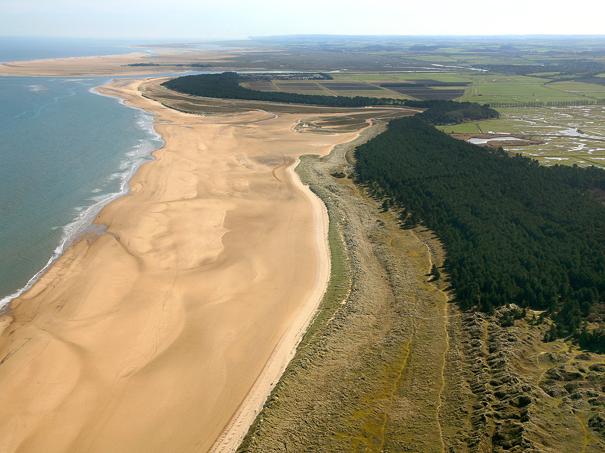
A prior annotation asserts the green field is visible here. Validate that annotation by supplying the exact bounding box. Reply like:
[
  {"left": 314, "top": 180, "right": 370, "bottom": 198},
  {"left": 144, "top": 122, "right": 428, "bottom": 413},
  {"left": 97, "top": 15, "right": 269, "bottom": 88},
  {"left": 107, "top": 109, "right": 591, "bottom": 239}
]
[
  {"left": 250, "top": 72, "right": 605, "bottom": 105},
  {"left": 334, "top": 72, "right": 605, "bottom": 104},
  {"left": 459, "top": 75, "right": 591, "bottom": 104},
  {"left": 548, "top": 80, "right": 605, "bottom": 100},
  {"left": 330, "top": 72, "right": 473, "bottom": 84},
  {"left": 242, "top": 79, "right": 411, "bottom": 99}
]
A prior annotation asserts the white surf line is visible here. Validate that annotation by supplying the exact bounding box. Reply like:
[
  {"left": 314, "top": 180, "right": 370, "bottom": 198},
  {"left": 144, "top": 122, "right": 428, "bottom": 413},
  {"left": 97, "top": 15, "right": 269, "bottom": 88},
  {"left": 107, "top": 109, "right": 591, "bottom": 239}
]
[{"left": 0, "top": 79, "right": 163, "bottom": 310}]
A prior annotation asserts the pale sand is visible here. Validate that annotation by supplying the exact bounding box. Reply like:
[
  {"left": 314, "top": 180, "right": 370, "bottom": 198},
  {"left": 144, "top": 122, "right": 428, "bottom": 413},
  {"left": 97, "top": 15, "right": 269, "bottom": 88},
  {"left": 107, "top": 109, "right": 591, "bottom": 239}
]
[
  {"left": 0, "top": 49, "right": 231, "bottom": 76},
  {"left": 0, "top": 78, "right": 361, "bottom": 452}
]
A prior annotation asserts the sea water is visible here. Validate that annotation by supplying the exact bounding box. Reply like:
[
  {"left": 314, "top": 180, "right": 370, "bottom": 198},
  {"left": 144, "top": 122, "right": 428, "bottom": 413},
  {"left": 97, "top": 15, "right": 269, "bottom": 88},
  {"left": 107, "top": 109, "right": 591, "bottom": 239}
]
[
  {"left": 0, "top": 76, "right": 163, "bottom": 305},
  {"left": 0, "top": 37, "right": 136, "bottom": 62}
]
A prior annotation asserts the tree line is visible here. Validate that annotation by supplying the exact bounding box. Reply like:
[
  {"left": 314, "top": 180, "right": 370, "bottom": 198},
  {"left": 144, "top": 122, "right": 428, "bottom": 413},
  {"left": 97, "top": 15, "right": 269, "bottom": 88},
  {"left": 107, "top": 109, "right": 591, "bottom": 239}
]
[
  {"left": 163, "top": 72, "right": 406, "bottom": 107},
  {"left": 162, "top": 72, "right": 498, "bottom": 123},
  {"left": 354, "top": 117, "right": 605, "bottom": 352},
  {"left": 163, "top": 71, "right": 603, "bottom": 351}
]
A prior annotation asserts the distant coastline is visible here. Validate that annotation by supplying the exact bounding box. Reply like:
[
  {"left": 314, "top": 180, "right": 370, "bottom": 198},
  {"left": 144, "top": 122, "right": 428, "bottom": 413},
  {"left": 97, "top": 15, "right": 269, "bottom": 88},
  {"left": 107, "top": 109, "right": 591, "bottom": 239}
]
[
  {"left": 0, "top": 37, "right": 138, "bottom": 63},
  {"left": 0, "top": 76, "right": 349, "bottom": 452}
]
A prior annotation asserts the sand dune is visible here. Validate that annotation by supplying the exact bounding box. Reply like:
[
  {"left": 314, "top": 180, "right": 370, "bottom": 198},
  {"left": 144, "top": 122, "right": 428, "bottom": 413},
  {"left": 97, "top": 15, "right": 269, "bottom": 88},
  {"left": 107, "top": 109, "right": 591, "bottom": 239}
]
[{"left": 0, "top": 78, "right": 361, "bottom": 452}]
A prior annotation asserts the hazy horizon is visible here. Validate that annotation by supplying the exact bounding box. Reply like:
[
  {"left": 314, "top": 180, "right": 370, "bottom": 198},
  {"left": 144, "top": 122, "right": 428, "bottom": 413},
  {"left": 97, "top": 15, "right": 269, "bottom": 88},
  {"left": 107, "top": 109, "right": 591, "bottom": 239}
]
[
  {"left": 2, "top": 34, "right": 605, "bottom": 43},
  {"left": 1, "top": 0, "right": 604, "bottom": 40}
]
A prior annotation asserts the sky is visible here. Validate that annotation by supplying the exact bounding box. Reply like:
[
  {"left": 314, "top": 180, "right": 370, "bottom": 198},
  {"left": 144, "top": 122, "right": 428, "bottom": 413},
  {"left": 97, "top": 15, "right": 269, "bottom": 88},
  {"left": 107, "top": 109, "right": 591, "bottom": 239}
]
[{"left": 1, "top": 0, "right": 604, "bottom": 40}]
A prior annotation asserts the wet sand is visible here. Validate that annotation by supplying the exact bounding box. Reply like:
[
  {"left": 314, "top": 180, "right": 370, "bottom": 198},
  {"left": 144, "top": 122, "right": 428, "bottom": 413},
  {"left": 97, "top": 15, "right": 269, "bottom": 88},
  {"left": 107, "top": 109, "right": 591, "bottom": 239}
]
[{"left": 0, "top": 78, "right": 361, "bottom": 452}]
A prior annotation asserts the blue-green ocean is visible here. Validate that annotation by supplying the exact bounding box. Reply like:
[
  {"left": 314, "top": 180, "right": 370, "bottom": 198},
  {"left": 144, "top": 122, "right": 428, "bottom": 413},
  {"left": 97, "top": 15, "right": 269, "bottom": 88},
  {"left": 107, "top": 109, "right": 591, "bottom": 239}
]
[
  {"left": 0, "top": 75, "right": 163, "bottom": 306},
  {"left": 0, "top": 37, "right": 136, "bottom": 62}
]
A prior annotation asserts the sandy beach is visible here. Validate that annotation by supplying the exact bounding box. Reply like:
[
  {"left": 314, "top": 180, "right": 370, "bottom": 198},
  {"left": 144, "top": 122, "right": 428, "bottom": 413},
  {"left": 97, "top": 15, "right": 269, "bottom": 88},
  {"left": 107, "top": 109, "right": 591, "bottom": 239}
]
[
  {"left": 0, "top": 78, "right": 361, "bottom": 452},
  {"left": 0, "top": 52, "right": 153, "bottom": 76},
  {"left": 0, "top": 48, "right": 232, "bottom": 76}
]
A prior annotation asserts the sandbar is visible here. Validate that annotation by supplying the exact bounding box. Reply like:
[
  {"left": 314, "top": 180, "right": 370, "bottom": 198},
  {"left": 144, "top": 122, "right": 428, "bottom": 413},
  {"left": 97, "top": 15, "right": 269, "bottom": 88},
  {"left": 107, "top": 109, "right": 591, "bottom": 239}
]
[{"left": 0, "top": 49, "right": 232, "bottom": 77}]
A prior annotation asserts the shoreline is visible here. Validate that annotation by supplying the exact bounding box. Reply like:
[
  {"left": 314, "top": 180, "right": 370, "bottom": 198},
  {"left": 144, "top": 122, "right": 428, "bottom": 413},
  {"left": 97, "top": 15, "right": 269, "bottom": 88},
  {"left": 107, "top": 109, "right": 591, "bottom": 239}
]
[
  {"left": 101, "top": 83, "right": 334, "bottom": 451},
  {"left": 0, "top": 52, "right": 158, "bottom": 77},
  {"left": 0, "top": 80, "right": 164, "bottom": 310},
  {"left": 0, "top": 77, "right": 360, "bottom": 452},
  {"left": 0, "top": 49, "right": 233, "bottom": 77}
]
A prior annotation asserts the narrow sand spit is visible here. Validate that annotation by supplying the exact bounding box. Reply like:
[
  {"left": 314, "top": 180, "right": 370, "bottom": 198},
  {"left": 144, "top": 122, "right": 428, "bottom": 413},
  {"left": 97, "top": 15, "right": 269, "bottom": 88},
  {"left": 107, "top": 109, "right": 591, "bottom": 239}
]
[
  {"left": 0, "top": 53, "right": 153, "bottom": 76},
  {"left": 0, "top": 49, "right": 231, "bottom": 77},
  {"left": 0, "top": 78, "right": 360, "bottom": 452}
]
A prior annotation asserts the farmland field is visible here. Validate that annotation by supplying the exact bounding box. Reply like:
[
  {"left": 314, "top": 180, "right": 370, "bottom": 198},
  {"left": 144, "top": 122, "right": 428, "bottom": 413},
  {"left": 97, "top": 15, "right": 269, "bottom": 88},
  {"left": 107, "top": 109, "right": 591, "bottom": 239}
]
[
  {"left": 547, "top": 80, "right": 605, "bottom": 100},
  {"left": 253, "top": 72, "right": 605, "bottom": 104},
  {"left": 459, "top": 75, "right": 592, "bottom": 104},
  {"left": 381, "top": 82, "right": 465, "bottom": 100},
  {"left": 273, "top": 79, "right": 409, "bottom": 98},
  {"left": 331, "top": 71, "right": 475, "bottom": 84},
  {"left": 320, "top": 82, "right": 383, "bottom": 90},
  {"left": 332, "top": 73, "right": 605, "bottom": 104}
]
